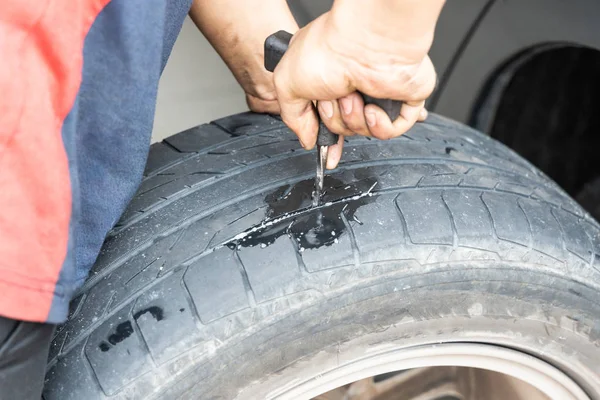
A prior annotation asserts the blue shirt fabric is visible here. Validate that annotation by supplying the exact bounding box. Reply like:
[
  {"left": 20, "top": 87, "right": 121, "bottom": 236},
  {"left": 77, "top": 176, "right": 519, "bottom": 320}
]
[{"left": 50, "top": 0, "right": 193, "bottom": 323}]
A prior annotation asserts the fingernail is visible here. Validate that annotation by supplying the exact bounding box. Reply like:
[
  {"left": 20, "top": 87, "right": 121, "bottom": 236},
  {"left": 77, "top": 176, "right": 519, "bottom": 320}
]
[
  {"left": 319, "top": 101, "right": 334, "bottom": 119},
  {"left": 420, "top": 108, "right": 428, "bottom": 119},
  {"left": 340, "top": 97, "right": 353, "bottom": 115},
  {"left": 366, "top": 112, "right": 377, "bottom": 127},
  {"left": 298, "top": 138, "right": 306, "bottom": 149}
]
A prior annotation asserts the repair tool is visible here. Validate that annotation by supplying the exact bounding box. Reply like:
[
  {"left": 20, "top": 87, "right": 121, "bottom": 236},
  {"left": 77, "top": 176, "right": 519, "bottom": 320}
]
[{"left": 264, "top": 30, "right": 402, "bottom": 206}]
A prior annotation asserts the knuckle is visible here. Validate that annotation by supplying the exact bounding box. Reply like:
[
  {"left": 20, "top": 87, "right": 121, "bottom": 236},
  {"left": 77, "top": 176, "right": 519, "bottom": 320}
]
[
  {"left": 343, "top": 117, "right": 367, "bottom": 135},
  {"left": 331, "top": 122, "right": 351, "bottom": 136}
]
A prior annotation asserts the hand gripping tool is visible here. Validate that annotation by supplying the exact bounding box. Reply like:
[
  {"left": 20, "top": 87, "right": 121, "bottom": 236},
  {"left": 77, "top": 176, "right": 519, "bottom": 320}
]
[{"left": 264, "top": 30, "right": 402, "bottom": 206}]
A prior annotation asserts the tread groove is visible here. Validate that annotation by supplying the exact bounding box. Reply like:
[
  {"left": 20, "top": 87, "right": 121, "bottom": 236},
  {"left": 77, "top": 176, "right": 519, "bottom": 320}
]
[
  {"left": 227, "top": 207, "right": 263, "bottom": 226},
  {"left": 125, "top": 258, "right": 158, "bottom": 285},
  {"left": 69, "top": 293, "right": 87, "bottom": 320},
  {"left": 235, "top": 141, "right": 281, "bottom": 152},
  {"left": 441, "top": 191, "right": 459, "bottom": 249},
  {"left": 168, "top": 226, "right": 188, "bottom": 252},
  {"left": 82, "top": 337, "right": 106, "bottom": 395},
  {"left": 234, "top": 250, "right": 257, "bottom": 308},
  {"left": 550, "top": 207, "right": 569, "bottom": 253},
  {"left": 393, "top": 193, "right": 412, "bottom": 245},
  {"left": 340, "top": 208, "right": 361, "bottom": 267},
  {"left": 137, "top": 179, "right": 176, "bottom": 196},
  {"left": 516, "top": 199, "right": 534, "bottom": 250},
  {"left": 584, "top": 228, "right": 596, "bottom": 270},
  {"left": 160, "top": 139, "right": 184, "bottom": 153},
  {"left": 56, "top": 331, "right": 68, "bottom": 360},
  {"left": 479, "top": 193, "right": 499, "bottom": 240},
  {"left": 181, "top": 269, "right": 205, "bottom": 329},
  {"left": 130, "top": 302, "right": 157, "bottom": 367},
  {"left": 288, "top": 229, "right": 310, "bottom": 275},
  {"left": 103, "top": 292, "right": 117, "bottom": 316}
]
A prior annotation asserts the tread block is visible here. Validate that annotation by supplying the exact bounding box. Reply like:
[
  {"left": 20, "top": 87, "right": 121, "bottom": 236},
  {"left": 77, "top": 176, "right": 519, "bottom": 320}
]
[
  {"left": 217, "top": 133, "right": 299, "bottom": 155},
  {"left": 143, "top": 142, "right": 184, "bottom": 176},
  {"left": 396, "top": 190, "right": 453, "bottom": 245},
  {"left": 163, "top": 123, "right": 232, "bottom": 153},
  {"left": 127, "top": 173, "right": 218, "bottom": 215},
  {"left": 125, "top": 142, "right": 302, "bottom": 222},
  {"left": 62, "top": 278, "right": 117, "bottom": 349},
  {"left": 133, "top": 269, "right": 203, "bottom": 365},
  {"left": 212, "top": 112, "right": 287, "bottom": 136},
  {"left": 531, "top": 184, "right": 568, "bottom": 205},
  {"left": 298, "top": 211, "right": 356, "bottom": 272},
  {"left": 83, "top": 233, "right": 180, "bottom": 311},
  {"left": 496, "top": 180, "right": 535, "bottom": 196},
  {"left": 207, "top": 195, "right": 269, "bottom": 247},
  {"left": 553, "top": 209, "right": 592, "bottom": 262},
  {"left": 44, "top": 343, "right": 100, "bottom": 400},
  {"left": 419, "top": 173, "right": 466, "bottom": 187},
  {"left": 89, "top": 230, "right": 177, "bottom": 282},
  {"left": 183, "top": 248, "right": 249, "bottom": 323},
  {"left": 85, "top": 304, "right": 151, "bottom": 395},
  {"left": 352, "top": 196, "right": 405, "bottom": 263},
  {"left": 481, "top": 192, "right": 530, "bottom": 246},
  {"left": 238, "top": 235, "right": 302, "bottom": 303},
  {"left": 373, "top": 164, "right": 449, "bottom": 189},
  {"left": 47, "top": 325, "right": 68, "bottom": 363},
  {"left": 160, "top": 197, "right": 268, "bottom": 272},
  {"left": 443, "top": 191, "right": 494, "bottom": 242},
  {"left": 517, "top": 198, "right": 564, "bottom": 257},
  {"left": 459, "top": 173, "right": 503, "bottom": 189}
]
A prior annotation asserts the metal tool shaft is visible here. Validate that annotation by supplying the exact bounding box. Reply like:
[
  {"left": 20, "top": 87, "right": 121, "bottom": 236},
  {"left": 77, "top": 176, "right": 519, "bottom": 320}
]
[{"left": 313, "top": 145, "right": 328, "bottom": 206}]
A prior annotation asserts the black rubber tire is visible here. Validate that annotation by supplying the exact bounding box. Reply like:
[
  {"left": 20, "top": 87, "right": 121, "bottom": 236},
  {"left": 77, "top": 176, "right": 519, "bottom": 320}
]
[{"left": 44, "top": 112, "right": 600, "bottom": 399}]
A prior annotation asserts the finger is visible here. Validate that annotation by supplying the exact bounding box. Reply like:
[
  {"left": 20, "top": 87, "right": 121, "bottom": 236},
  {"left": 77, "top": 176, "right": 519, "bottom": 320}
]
[
  {"left": 339, "top": 92, "right": 372, "bottom": 137},
  {"left": 278, "top": 97, "right": 319, "bottom": 150},
  {"left": 326, "top": 135, "right": 344, "bottom": 170},
  {"left": 274, "top": 67, "right": 319, "bottom": 150},
  {"left": 318, "top": 100, "right": 354, "bottom": 136},
  {"left": 246, "top": 94, "right": 281, "bottom": 115},
  {"left": 365, "top": 100, "right": 425, "bottom": 140},
  {"left": 418, "top": 107, "right": 428, "bottom": 122}
]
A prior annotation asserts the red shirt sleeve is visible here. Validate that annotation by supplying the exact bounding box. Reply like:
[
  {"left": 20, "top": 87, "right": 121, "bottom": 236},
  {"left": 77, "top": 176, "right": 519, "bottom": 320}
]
[{"left": 0, "top": 0, "right": 110, "bottom": 322}]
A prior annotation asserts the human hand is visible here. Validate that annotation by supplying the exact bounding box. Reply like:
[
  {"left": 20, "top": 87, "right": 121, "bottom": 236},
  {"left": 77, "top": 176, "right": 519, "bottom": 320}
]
[
  {"left": 189, "top": 0, "right": 298, "bottom": 115},
  {"left": 272, "top": 0, "right": 444, "bottom": 168}
]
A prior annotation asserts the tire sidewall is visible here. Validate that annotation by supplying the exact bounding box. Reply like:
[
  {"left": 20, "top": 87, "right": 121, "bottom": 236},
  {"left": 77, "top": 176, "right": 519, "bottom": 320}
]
[{"left": 160, "top": 264, "right": 600, "bottom": 399}]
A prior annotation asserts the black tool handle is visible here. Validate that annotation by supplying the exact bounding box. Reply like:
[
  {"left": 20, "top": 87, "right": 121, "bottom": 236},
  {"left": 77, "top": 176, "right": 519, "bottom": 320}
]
[
  {"left": 264, "top": 30, "right": 403, "bottom": 127},
  {"left": 264, "top": 31, "right": 338, "bottom": 147},
  {"left": 264, "top": 31, "right": 293, "bottom": 73}
]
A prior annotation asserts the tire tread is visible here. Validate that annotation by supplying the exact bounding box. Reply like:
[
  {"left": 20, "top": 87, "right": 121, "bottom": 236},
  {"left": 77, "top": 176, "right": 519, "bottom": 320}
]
[{"left": 44, "top": 112, "right": 600, "bottom": 399}]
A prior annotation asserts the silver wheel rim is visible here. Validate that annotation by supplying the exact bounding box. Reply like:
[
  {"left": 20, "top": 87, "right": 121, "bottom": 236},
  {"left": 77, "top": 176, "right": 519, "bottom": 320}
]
[{"left": 275, "top": 343, "right": 590, "bottom": 400}]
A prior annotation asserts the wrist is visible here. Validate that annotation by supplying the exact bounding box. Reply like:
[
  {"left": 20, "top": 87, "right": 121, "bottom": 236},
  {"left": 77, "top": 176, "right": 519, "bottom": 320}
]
[
  {"left": 190, "top": 0, "right": 298, "bottom": 100},
  {"left": 328, "top": 0, "right": 445, "bottom": 63}
]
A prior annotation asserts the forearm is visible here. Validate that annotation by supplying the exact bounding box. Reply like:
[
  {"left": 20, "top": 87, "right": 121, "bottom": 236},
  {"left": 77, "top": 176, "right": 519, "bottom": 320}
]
[
  {"left": 330, "top": 0, "right": 445, "bottom": 62},
  {"left": 189, "top": 0, "right": 298, "bottom": 98}
]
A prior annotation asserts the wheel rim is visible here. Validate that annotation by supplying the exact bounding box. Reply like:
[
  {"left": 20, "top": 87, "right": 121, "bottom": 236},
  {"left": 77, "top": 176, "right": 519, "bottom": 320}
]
[{"left": 275, "top": 343, "right": 590, "bottom": 400}]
